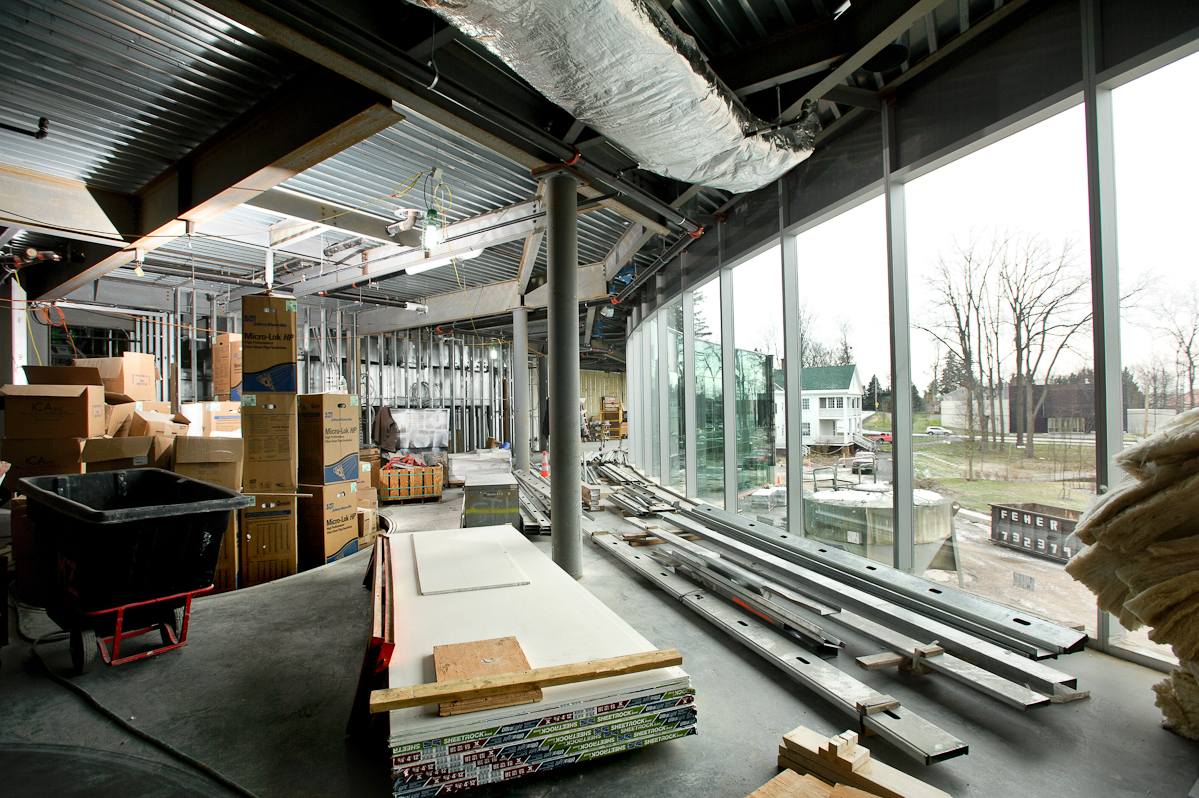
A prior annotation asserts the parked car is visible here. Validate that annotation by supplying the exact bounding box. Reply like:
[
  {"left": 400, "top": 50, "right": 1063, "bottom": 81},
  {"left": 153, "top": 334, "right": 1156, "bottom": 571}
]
[
  {"left": 925, "top": 425, "right": 952, "bottom": 436},
  {"left": 851, "top": 454, "right": 877, "bottom": 474},
  {"left": 867, "top": 432, "right": 893, "bottom": 443}
]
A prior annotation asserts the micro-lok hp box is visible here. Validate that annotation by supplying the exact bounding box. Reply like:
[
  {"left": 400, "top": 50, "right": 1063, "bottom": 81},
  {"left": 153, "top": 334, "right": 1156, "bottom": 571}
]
[
  {"left": 241, "top": 294, "right": 297, "bottom": 393},
  {"left": 298, "top": 393, "right": 360, "bottom": 484},
  {"left": 297, "top": 482, "right": 359, "bottom": 570},
  {"left": 241, "top": 393, "right": 298, "bottom": 492}
]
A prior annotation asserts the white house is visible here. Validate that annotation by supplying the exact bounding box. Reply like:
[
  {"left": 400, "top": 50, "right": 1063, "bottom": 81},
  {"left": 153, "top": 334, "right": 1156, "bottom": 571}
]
[{"left": 774, "top": 364, "right": 865, "bottom": 449}]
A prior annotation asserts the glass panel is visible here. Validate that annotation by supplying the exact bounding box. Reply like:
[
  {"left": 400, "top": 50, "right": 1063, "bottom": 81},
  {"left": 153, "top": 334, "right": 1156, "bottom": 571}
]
[
  {"left": 905, "top": 107, "right": 1097, "bottom": 635},
  {"left": 665, "top": 299, "right": 686, "bottom": 490},
  {"left": 694, "top": 277, "right": 724, "bottom": 505},
  {"left": 649, "top": 314, "right": 660, "bottom": 480},
  {"left": 732, "top": 248, "right": 781, "bottom": 521},
  {"left": 790, "top": 197, "right": 893, "bottom": 565},
  {"left": 1110, "top": 53, "right": 1199, "bottom": 664}
]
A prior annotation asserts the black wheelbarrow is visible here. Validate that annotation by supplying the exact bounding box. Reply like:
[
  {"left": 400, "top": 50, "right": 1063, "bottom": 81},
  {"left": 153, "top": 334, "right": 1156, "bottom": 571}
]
[{"left": 19, "top": 468, "right": 253, "bottom": 674}]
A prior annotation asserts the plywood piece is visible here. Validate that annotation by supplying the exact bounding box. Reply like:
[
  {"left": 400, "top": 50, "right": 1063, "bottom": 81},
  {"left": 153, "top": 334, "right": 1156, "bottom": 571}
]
[
  {"left": 434, "top": 636, "right": 543, "bottom": 716},
  {"left": 746, "top": 768, "right": 831, "bottom": 798},
  {"left": 372, "top": 647, "right": 683, "bottom": 713},
  {"left": 412, "top": 526, "right": 530, "bottom": 595}
]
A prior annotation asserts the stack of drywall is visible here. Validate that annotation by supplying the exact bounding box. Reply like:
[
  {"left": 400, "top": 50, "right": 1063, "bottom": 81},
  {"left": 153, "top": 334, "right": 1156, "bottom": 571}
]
[
  {"left": 1066, "top": 407, "right": 1199, "bottom": 739},
  {"left": 383, "top": 525, "right": 695, "bottom": 794},
  {"left": 449, "top": 449, "right": 512, "bottom": 482}
]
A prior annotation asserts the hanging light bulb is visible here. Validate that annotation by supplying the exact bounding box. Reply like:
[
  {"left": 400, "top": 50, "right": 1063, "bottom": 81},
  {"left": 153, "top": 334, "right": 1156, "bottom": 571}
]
[{"left": 421, "top": 207, "right": 442, "bottom": 253}]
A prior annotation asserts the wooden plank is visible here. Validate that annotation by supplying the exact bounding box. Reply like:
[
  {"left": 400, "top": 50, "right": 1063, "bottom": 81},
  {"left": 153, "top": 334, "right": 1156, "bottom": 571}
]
[
  {"left": 780, "top": 728, "right": 953, "bottom": 798},
  {"left": 412, "top": 527, "right": 530, "bottom": 595},
  {"left": 434, "top": 636, "right": 543, "bottom": 716},
  {"left": 856, "top": 653, "right": 907, "bottom": 671},
  {"left": 829, "top": 785, "right": 883, "bottom": 798},
  {"left": 370, "top": 648, "right": 682, "bottom": 713},
  {"left": 746, "top": 768, "right": 832, "bottom": 797}
]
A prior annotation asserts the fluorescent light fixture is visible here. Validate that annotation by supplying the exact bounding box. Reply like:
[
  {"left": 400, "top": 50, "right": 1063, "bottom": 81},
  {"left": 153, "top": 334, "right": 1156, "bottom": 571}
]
[
  {"left": 403, "top": 247, "right": 483, "bottom": 276},
  {"left": 834, "top": 0, "right": 851, "bottom": 19}
]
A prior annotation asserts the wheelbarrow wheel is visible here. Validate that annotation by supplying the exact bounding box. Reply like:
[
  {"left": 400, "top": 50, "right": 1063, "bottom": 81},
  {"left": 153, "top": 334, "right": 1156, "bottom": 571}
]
[
  {"left": 160, "top": 606, "right": 185, "bottom": 646},
  {"left": 70, "top": 629, "right": 97, "bottom": 675}
]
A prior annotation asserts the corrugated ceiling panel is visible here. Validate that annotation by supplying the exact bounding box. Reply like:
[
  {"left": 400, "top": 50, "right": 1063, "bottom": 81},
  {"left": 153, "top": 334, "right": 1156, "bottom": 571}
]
[{"left": 0, "top": 0, "right": 296, "bottom": 193}]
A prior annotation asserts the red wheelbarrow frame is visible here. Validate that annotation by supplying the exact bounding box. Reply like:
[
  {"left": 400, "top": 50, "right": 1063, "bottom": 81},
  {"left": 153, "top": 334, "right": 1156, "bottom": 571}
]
[{"left": 82, "top": 585, "right": 213, "bottom": 666}]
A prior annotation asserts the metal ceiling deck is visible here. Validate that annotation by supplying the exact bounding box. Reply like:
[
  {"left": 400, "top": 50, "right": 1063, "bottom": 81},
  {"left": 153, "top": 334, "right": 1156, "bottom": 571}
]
[{"left": 0, "top": 0, "right": 297, "bottom": 194}]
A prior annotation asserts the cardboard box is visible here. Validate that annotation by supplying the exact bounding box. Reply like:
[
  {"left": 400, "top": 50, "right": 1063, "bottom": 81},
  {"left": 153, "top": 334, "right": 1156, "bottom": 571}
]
[
  {"left": 357, "top": 486, "right": 378, "bottom": 510},
  {"left": 298, "top": 393, "right": 359, "bottom": 484},
  {"left": 242, "top": 294, "right": 297, "bottom": 393},
  {"left": 173, "top": 437, "right": 244, "bottom": 491},
  {"left": 1, "top": 384, "right": 105, "bottom": 439},
  {"left": 240, "top": 494, "right": 297, "bottom": 588},
  {"left": 356, "top": 460, "right": 372, "bottom": 491},
  {"left": 241, "top": 393, "right": 297, "bottom": 492},
  {"left": 181, "top": 401, "right": 242, "bottom": 438},
  {"left": 80, "top": 436, "right": 174, "bottom": 472},
  {"left": 72, "top": 352, "right": 160, "bottom": 402},
  {"left": 357, "top": 507, "right": 378, "bottom": 548},
  {"left": 297, "top": 481, "right": 359, "bottom": 570},
  {"left": 213, "top": 333, "right": 243, "bottom": 400},
  {"left": 3, "top": 438, "right": 86, "bottom": 481},
  {"left": 360, "top": 447, "right": 381, "bottom": 490},
  {"left": 105, "top": 400, "right": 171, "bottom": 437},
  {"left": 174, "top": 437, "right": 245, "bottom": 594},
  {"left": 129, "top": 410, "right": 191, "bottom": 438}
]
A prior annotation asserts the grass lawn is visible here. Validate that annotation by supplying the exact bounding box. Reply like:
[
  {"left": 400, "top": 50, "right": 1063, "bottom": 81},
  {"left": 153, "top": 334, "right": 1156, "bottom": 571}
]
[
  {"left": 862, "top": 412, "right": 939, "bottom": 432},
  {"left": 934, "top": 478, "right": 1095, "bottom": 513}
]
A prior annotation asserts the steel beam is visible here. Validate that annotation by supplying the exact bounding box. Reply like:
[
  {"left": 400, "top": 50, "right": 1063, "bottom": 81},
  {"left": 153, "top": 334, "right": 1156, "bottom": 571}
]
[
  {"left": 780, "top": 0, "right": 943, "bottom": 122},
  {"left": 513, "top": 306, "right": 531, "bottom": 473},
  {"left": 781, "top": 232, "right": 805, "bottom": 536},
  {"left": 22, "top": 70, "right": 401, "bottom": 300},
  {"left": 682, "top": 286, "right": 698, "bottom": 499},
  {"left": 720, "top": 266, "right": 738, "bottom": 512},
  {"left": 546, "top": 170, "right": 583, "bottom": 578}
]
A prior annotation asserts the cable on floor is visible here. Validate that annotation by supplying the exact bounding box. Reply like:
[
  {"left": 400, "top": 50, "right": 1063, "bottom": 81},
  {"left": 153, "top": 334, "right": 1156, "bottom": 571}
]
[{"left": 8, "top": 586, "right": 261, "bottom": 798}]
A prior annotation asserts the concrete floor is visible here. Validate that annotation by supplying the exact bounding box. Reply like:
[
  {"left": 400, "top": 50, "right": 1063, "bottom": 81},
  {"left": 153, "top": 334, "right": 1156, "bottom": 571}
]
[{"left": 3, "top": 488, "right": 1197, "bottom": 798}]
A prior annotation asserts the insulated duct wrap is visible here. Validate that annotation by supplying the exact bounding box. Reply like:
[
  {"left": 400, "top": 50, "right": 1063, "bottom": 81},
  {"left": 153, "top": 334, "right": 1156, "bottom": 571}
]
[{"left": 413, "top": 0, "right": 819, "bottom": 194}]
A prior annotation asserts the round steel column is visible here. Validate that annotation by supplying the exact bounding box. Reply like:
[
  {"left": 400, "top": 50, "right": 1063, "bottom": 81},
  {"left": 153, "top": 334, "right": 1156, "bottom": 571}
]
[
  {"left": 512, "top": 306, "right": 530, "bottom": 473},
  {"left": 546, "top": 171, "right": 582, "bottom": 578}
]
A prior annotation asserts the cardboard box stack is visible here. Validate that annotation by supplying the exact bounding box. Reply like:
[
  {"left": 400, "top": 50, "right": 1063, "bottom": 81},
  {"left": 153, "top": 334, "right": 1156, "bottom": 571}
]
[
  {"left": 180, "top": 400, "right": 242, "bottom": 438},
  {"left": 213, "top": 332, "right": 243, "bottom": 400},
  {"left": 174, "top": 438, "right": 244, "bottom": 593},
  {"left": 239, "top": 293, "right": 300, "bottom": 588},
  {"left": 297, "top": 393, "right": 361, "bottom": 569}
]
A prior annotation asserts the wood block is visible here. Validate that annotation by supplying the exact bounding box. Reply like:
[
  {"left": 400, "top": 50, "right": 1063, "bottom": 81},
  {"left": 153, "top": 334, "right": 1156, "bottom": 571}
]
[
  {"left": 746, "top": 768, "right": 831, "bottom": 798},
  {"left": 857, "top": 652, "right": 913, "bottom": 671},
  {"left": 781, "top": 727, "right": 953, "bottom": 798},
  {"left": 433, "top": 636, "right": 542, "bottom": 716},
  {"left": 855, "top": 697, "right": 901, "bottom": 715}
]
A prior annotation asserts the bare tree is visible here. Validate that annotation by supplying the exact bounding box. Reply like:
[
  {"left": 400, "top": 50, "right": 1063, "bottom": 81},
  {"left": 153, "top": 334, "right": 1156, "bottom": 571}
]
[
  {"left": 1001, "top": 236, "right": 1091, "bottom": 458},
  {"left": 917, "top": 233, "right": 1004, "bottom": 478},
  {"left": 796, "top": 300, "right": 819, "bottom": 368},
  {"left": 1156, "top": 282, "right": 1199, "bottom": 410},
  {"left": 834, "top": 317, "right": 853, "bottom": 366}
]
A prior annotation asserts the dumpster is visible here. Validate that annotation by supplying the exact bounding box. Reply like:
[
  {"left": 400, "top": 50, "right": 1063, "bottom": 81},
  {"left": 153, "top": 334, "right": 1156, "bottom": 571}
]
[{"left": 19, "top": 468, "right": 253, "bottom": 672}]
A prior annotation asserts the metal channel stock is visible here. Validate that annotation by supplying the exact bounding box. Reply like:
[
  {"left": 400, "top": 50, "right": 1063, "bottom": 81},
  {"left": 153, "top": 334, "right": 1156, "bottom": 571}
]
[
  {"left": 649, "top": 527, "right": 1052, "bottom": 712},
  {"left": 663, "top": 514, "right": 1078, "bottom": 694},
  {"left": 591, "top": 532, "right": 969, "bottom": 765},
  {"left": 682, "top": 503, "right": 1086, "bottom": 657}
]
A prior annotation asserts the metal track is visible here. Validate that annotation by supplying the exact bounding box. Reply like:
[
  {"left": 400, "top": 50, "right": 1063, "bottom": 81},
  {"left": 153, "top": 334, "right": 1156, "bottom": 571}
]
[
  {"left": 592, "top": 532, "right": 969, "bottom": 765},
  {"left": 680, "top": 503, "right": 1086, "bottom": 657},
  {"left": 649, "top": 527, "right": 1052, "bottom": 712},
  {"left": 664, "top": 514, "right": 1078, "bottom": 694}
]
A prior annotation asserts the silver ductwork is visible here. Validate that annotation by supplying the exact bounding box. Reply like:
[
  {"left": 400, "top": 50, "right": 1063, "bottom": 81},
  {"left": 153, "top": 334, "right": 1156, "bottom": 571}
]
[{"left": 412, "top": 0, "right": 819, "bottom": 194}]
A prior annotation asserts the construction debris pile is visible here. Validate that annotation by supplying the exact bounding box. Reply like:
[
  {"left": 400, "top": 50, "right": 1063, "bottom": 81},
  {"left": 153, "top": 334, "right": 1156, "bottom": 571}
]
[
  {"left": 1065, "top": 407, "right": 1199, "bottom": 739},
  {"left": 591, "top": 479, "right": 1089, "bottom": 765}
]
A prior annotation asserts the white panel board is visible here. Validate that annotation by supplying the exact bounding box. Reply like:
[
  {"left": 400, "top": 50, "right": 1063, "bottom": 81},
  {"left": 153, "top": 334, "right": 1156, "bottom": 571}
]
[{"left": 412, "top": 527, "right": 530, "bottom": 595}]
